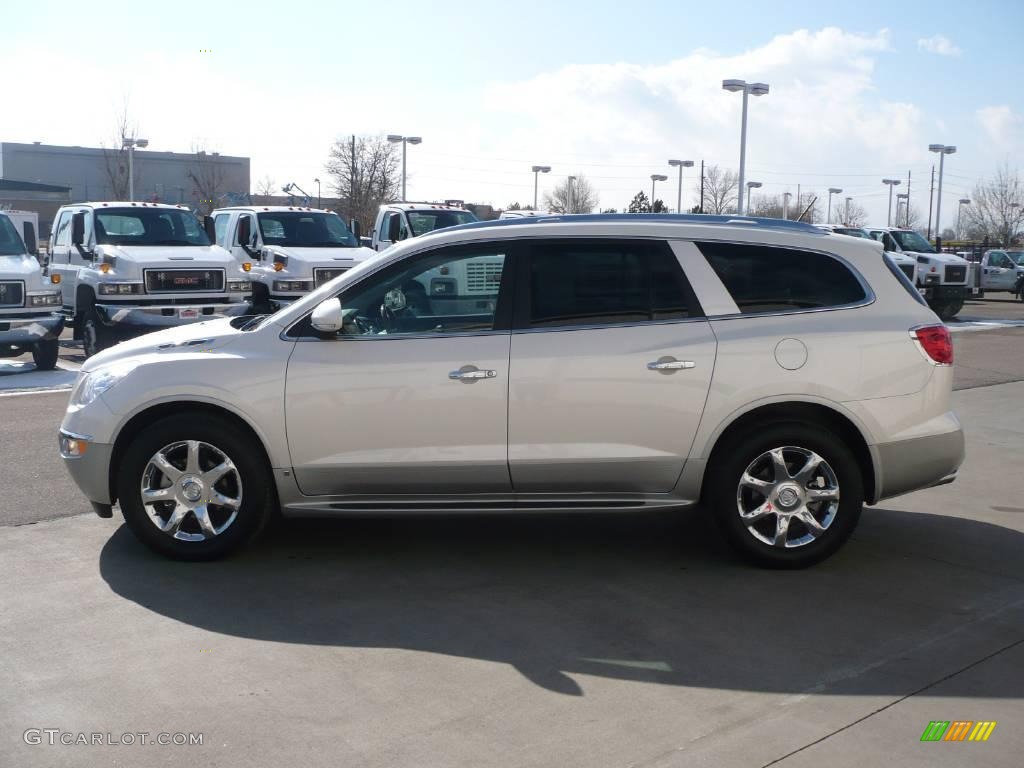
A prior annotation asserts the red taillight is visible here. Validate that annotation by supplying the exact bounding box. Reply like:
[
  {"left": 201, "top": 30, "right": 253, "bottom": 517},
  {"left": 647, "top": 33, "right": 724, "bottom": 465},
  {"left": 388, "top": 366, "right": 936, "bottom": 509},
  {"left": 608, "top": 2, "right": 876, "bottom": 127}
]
[{"left": 913, "top": 324, "right": 953, "bottom": 365}]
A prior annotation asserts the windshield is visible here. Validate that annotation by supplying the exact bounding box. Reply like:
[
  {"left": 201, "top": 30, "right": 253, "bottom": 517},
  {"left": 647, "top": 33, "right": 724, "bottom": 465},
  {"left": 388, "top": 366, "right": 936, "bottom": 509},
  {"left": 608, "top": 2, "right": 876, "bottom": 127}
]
[
  {"left": 407, "top": 210, "right": 478, "bottom": 237},
  {"left": 833, "top": 227, "right": 870, "bottom": 239},
  {"left": 258, "top": 212, "right": 357, "bottom": 248},
  {"left": 0, "top": 215, "right": 26, "bottom": 256},
  {"left": 95, "top": 208, "right": 210, "bottom": 246},
  {"left": 1008, "top": 251, "right": 1024, "bottom": 265},
  {"left": 891, "top": 230, "right": 935, "bottom": 253}
]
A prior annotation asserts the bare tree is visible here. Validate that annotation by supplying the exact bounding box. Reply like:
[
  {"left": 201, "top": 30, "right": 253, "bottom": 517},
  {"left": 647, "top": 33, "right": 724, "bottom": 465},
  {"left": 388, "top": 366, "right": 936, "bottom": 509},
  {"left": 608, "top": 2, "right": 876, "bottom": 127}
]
[
  {"left": 324, "top": 135, "right": 401, "bottom": 230},
  {"left": 963, "top": 163, "right": 1024, "bottom": 244},
  {"left": 255, "top": 175, "right": 277, "bottom": 198},
  {"left": 187, "top": 144, "right": 227, "bottom": 215},
  {"left": 543, "top": 174, "right": 597, "bottom": 213},
  {"left": 695, "top": 165, "right": 739, "bottom": 214},
  {"left": 100, "top": 105, "right": 137, "bottom": 200}
]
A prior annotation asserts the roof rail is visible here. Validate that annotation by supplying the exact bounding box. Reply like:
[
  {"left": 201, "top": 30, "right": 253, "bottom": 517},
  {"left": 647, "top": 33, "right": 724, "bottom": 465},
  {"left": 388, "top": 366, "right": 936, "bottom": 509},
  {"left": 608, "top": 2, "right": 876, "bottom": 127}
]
[{"left": 441, "top": 212, "right": 825, "bottom": 235}]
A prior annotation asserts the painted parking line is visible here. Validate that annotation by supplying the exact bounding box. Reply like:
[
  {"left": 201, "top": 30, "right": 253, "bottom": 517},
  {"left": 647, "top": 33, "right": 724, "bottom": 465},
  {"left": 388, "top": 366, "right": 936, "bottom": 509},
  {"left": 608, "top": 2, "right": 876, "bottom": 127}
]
[
  {"left": 0, "top": 359, "right": 80, "bottom": 395},
  {"left": 947, "top": 319, "right": 1024, "bottom": 333}
]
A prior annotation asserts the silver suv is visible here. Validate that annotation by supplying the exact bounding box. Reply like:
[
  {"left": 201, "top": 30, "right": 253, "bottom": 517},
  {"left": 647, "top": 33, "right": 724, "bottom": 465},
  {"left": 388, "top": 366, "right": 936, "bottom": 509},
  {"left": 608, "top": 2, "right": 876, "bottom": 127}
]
[{"left": 59, "top": 214, "right": 964, "bottom": 568}]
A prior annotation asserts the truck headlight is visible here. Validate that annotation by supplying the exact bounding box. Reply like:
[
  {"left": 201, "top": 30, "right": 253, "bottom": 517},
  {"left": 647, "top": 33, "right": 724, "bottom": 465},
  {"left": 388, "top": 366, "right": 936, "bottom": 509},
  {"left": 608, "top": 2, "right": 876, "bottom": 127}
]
[
  {"left": 228, "top": 280, "right": 252, "bottom": 292},
  {"left": 273, "top": 279, "right": 313, "bottom": 292},
  {"left": 69, "top": 360, "right": 138, "bottom": 407},
  {"left": 28, "top": 292, "right": 62, "bottom": 306},
  {"left": 98, "top": 282, "right": 144, "bottom": 295}
]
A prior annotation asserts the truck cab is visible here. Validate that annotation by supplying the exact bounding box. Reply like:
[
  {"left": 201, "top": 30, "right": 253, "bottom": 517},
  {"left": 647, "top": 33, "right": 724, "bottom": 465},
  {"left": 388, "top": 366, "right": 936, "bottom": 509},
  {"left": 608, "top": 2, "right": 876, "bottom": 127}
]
[
  {"left": 370, "top": 203, "right": 478, "bottom": 252},
  {"left": 865, "top": 227, "right": 969, "bottom": 320},
  {"left": 210, "top": 206, "right": 376, "bottom": 312},
  {"left": 0, "top": 211, "right": 63, "bottom": 369},
  {"left": 978, "top": 249, "right": 1024, "bottom": 297},
  {"left": 48, "top": 202, "right": 251, "bottom": 357}
]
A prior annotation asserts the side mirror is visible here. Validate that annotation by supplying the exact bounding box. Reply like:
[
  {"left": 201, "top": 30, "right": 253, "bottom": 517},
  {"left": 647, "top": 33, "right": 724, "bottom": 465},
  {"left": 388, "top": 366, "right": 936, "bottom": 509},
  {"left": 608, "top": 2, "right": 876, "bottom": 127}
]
[
  {"left": 71, "top": 212, "right": 86, "bottom": 247},
  {"left": 237, "top": 216, "right": 251, "bottom": 247},
  {"left": 203, "top": 216, "right": 217, "bottom": 244},
  {"left": 22, "top": 222, "right": 38, "bottom": 256},
  {"left": 350, "top": 219, "right": 362, "bottom": 241},
  {"left": 387, "top": 214, "right": 402, "bottom": 243},
  {"left": 310, "top": 298, "right": 343, "bottom": 334}
]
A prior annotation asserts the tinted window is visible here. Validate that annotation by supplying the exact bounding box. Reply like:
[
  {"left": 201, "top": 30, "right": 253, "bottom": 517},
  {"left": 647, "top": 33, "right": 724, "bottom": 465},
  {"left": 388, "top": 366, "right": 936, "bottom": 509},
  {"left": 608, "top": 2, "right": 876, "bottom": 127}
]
[
  {"left": 527, "top": 241, "right": 698, "bottom": 328},
  {"left": 699, "top": 242, "right": 866, "bottom": 314},
  {"left": 0, "top": 215, "right": 24, "bottom": 256},
  {"left": 257, "top": 212, "right": 357, "bottom": 247}
]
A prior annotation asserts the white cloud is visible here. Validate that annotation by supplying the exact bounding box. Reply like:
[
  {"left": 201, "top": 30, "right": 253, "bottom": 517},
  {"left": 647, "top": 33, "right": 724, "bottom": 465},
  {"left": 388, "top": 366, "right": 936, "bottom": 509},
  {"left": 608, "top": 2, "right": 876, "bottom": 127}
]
[
  {"left": 917, "top": 35, "right": 961, "bottom": 57},
  {"left": 976, "top": 105, "right": 1022, "bottom": 144}
]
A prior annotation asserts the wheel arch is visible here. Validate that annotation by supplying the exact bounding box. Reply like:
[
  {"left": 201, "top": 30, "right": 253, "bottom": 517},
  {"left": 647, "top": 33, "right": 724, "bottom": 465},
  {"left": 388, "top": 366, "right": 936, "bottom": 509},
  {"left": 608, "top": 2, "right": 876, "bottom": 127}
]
[
  {"left": 700, "top": 400, "right": 878, "bottom": 505},
  {"left": 108, "top": 400, "right": 278, "bottom": 506}
]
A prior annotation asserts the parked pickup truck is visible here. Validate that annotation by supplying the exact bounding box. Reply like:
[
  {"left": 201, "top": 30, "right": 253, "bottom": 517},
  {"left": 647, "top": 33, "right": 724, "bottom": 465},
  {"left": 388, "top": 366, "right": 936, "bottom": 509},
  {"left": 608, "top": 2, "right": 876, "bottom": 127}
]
[
  {"left": 210, "top": 206, "right": 376, "bottom": 312},
  {"left": 0, "top": 210, "right": 63, "bottom": 369},
  {"left": 978, "top": 249, "right": 1024, "bottom": 299},
  {"left": 821, "top": 225, "right": 918, "bottom": 285},
  {"left": 48, "top": 202, "right": 251, "bottom": 357},
  {"left": 370, "top": 202, "right": 478, "bottom": 252},
  {"left": 866, "top": 227, "right": 969, "bottom": 320}
]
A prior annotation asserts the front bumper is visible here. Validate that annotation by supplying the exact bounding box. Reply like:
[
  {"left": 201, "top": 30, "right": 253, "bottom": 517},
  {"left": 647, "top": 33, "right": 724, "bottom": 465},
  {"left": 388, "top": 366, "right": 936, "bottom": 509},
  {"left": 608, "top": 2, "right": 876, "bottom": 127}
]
[
  {"left": 920, "top": 284, "right": 967, "bottom": 300},
  {"left": 96, "top": 301, "right": 248, "bottom": 329},
  {"left": 874, "top": 427, "right": 965, "bottom": 501},
  {"left": 59, "top": 430, "right": 115, "bottom": 506},
  {"left": 0, "top": 311, "right": 64, "bottom": 345}
]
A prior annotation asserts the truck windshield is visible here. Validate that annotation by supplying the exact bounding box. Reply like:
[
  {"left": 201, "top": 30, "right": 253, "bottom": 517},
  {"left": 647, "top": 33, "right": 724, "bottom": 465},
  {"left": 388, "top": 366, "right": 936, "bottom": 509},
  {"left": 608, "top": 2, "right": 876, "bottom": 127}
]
[
  {"left": 0, "top": 216, "right": 26, "bottom": 256},
  {"left": 891, "top": 230, "right": 936, "bottom": 253},
  {"left": 95, "top": 208, "right": 210, "bottom": 246},
  {"left": 407, "top": 210, "right": 478, "bottom": 237},
  {"left": 833, "top": 228, "right": 870, "bottom": 239},
  {"left": 258, "top": 212, "right": 357, "bottom": 247},
  {"left": 1008, "top": 251, "right": 1024, "bottom": 265}
]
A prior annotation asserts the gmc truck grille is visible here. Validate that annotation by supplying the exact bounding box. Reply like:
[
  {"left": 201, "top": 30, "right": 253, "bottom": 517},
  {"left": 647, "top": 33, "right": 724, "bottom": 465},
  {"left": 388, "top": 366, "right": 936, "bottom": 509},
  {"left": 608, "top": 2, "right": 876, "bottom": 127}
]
[
  {"left": 314, "top": 267, "right": 349, "bottom": 287},
  {"left": 465, "top": 261, "right": 503, "bottom": 293},
  {"left": 0, "top": 281, "right": 24, "bottom": 308},
  {"left": 144, "top": 269, "right": 225, "bottom": 293},
  {"left": 944, "top": 265, "right": 967, "bottom": 283},
  {"left": 899, "top": 264, "right": 915, "bottom": 280}
]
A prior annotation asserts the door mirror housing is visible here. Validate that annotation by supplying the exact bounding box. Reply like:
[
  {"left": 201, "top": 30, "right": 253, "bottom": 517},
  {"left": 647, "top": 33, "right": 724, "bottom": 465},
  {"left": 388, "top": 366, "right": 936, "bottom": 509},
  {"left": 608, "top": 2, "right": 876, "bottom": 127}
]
[
  {"left": 387, "top": 214, "right": 402, "bottom": 243},
  {"left": 71, "top": 212, "right": 86, "bottom": 247},
  {"left": 203, "top": 216, "right": 217, "bottom": 244},
  {"left": 237, "top": 216, "right": 257, "bottom": 256},
  {"left": 350, "top": 219, "right": 362, "bottom": 242},
  {"left": 22, "top": 222, "right": 38, "bottom": 257},
  {"left": 310, "top": 298, "right": 344, "bottom": 334}
]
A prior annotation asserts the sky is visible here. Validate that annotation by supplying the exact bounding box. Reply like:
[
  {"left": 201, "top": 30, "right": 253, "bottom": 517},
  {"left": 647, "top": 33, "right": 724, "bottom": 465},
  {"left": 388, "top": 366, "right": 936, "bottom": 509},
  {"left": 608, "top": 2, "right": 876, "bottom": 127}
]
[{"left": 5, "top": 0, "right": 1024, "bottom": 226}]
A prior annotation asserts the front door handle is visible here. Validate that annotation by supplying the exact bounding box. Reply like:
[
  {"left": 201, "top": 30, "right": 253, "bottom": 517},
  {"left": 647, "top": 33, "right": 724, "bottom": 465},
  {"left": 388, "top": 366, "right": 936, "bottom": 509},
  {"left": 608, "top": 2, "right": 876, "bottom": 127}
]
[
  {"left": 449, "top": 365, "right": 497, "bottom": 382},
  {"left": 647, "top": 357, "right": 696, "bottom": 372}
]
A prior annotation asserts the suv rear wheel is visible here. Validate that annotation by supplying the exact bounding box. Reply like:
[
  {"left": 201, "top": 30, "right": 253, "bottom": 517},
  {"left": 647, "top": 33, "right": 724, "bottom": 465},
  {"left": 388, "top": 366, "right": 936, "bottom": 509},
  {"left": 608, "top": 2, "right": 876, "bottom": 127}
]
[
  {"left": 117, "top": 414, "right": 273, "bottom": 560},
  {"left": 707, "top": 422, "right": 863, "bottom": 568}
]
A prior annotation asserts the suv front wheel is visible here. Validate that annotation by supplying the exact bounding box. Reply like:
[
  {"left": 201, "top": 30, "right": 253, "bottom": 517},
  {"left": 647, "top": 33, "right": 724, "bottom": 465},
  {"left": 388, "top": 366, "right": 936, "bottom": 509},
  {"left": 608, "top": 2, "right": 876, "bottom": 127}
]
[
  {"left": 707, "top": 422, "right": 863, "bottom": 568},
  {"left": 117, "top": 414, "right": 273, "bottom": 560}
]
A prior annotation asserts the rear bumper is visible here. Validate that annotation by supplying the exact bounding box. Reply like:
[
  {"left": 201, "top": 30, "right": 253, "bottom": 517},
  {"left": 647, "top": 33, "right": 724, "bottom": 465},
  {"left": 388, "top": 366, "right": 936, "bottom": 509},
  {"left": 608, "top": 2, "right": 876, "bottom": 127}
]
[
  {"left": 921, "top": 284, "right": 967, "bottom": 300},
  {"left": 95, "top": 301, "right": 248, "bottom": 329},
  {"left": 874, "top": 426, "right": 965, "bottom": 502},
  {"left": 0, "top": 312, "right": 64, "bottom": 344}
]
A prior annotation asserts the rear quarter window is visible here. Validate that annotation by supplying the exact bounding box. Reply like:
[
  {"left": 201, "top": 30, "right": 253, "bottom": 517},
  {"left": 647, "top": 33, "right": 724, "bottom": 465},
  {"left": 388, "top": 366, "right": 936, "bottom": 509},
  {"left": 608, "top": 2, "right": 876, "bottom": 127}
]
[{"left": 698, "top": 242, "right": 867, "bottom": 314}]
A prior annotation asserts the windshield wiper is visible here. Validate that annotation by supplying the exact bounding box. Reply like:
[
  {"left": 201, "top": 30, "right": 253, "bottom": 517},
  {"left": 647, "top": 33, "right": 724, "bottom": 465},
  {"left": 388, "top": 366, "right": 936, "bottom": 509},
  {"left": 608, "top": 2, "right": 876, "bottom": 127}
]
[{"left": 152, "top": 239, "right": 200, "bottom": 245}]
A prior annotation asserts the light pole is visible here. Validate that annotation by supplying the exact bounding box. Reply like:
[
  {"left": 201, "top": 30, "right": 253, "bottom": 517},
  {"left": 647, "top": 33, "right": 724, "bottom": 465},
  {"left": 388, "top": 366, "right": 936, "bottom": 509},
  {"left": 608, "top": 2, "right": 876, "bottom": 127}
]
[
  {"left": 928, "top": 144, "right": 957, "bottom": 243},
  {"left": 387, "top": 134, "right": 422, "bottom": 201},
  {"left": 722, "top": 79, "right": 770, "bottom": 214},
  {"left": 531, "top": 165, "right": 551, "bottom": 210},
  {"left": 782, "top": 191, "right": 792, "bottom": 220},
  {"left": 650, "top": 174, "right": 668, "bottom": 210},
  {"left": 896, "top": 193, "right": 908, "bottom": 228},
  {"left": 745, "top": 181, "right": 762, "bottom": 213},
  {"left": 826, "top": 187, "right": 842, "bottom": 224},
  {"left": 566, "top": 175, "right": 577, "bottom": 214},
  {"left": 121, "top": 137, "right": 149, "bottom": 202},
  {"left": 882, "top": 179, "right": 901, "bottom": 226},
  {"left": 844, "top": 196, "right": 852, "bottom": 225},
  {"left": 667, "top": 159, "right": 694, "bottom": 213},
  {"left": 314, "top": 178, "right": 321, "bottom": 208},
  {"left": 957, "top": 198, "right": 970, "bottom": 239},
  {"left": 1010, "top": 202, "right": 1021, "bottom": 244}
]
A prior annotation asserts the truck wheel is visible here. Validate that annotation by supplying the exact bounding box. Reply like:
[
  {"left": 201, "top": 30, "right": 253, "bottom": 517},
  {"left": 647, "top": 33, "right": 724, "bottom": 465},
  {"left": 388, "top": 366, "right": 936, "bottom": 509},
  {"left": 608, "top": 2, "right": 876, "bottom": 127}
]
[
  {"left": 31, "top": 338, "right": 60, "bottom": 370},
  {"left": 116, "top": 413, "right": 274, "bottom": 561},
  {"left": 81, "top": 305, "right": 115, "bottom": 358},
  {"left": 706, "top": 421, "right": 863, "bottom": 568},
  {"left": 251, "top": 284, "right": 273, "bottom": 315}
]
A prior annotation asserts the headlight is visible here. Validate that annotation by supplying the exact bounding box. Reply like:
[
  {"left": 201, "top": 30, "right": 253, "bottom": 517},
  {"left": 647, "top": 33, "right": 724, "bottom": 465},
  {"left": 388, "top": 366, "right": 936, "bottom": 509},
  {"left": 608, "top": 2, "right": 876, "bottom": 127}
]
[
  {"left": 228, "top": 280, "right": 252, "bottom": 292},
  {"left": 28, "top": 292, "right": 62, "bottom": 306},
  {"left": 69, "top": 361, "right": 137, "bottom": 407},
  {"left": 98, "top": 282, "right": 144, "bottom": 295},
  {"left": 273, "top": 279, "right": 313, "bottom": 292}
]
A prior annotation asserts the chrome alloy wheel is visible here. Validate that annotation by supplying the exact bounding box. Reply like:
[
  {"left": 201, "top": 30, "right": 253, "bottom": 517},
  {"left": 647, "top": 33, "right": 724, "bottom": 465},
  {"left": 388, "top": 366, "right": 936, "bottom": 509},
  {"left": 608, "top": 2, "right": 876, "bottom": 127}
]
[
  {"left": 736, "top": 446, "right": 840, "bottom": 549},
  {"left": 140, "top": 440, "right": 243, "bottom": 542}
]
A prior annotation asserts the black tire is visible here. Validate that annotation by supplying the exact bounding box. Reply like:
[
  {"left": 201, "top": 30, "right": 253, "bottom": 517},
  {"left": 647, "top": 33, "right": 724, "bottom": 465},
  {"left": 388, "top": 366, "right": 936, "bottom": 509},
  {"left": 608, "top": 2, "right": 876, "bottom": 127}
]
[
  {"left": 706, "top": 421, "right": 863, "bottom": 569},
  {"left": 81, "top": 304, "right": 115, "bottom": 358},
  {"left": 31, "top": 338, "right": 60, "bottom": 370},
  {"left": 251, "top": 283, "right": 273, "bottom": 315},
  {"left": 116, "top": 413, "right": 274, "bottom": 561}
]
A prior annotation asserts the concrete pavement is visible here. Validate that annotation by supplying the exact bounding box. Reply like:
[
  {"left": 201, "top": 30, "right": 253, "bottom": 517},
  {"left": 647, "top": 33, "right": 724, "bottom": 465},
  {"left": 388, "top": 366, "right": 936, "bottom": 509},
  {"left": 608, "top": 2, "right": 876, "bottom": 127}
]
[{"left": 2, "top": 379, "right": 1022, "bottom": 767}]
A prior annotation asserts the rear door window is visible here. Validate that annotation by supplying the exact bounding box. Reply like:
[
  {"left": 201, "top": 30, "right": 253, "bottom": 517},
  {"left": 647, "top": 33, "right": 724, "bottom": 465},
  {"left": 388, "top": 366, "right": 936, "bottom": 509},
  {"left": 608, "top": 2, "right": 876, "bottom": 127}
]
[{"left": 698, "top": 242, "right": 867, "bottom": 314}]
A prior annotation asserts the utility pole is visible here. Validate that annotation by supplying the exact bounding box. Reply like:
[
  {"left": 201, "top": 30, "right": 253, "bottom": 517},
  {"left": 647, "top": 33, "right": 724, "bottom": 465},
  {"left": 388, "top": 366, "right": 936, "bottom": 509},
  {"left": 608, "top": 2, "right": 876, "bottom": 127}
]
[
  {"left": 905, "top": 170, "right": 912, "bottom": 228},
  {"left": 350, "top": 134, "right": 356, "bottom": 223},
  {"left": 926, "top": 165, "right": 935, "bottom": 240},
  {"left": 699, "top": 160, "right": 705, "bottom": 213}
]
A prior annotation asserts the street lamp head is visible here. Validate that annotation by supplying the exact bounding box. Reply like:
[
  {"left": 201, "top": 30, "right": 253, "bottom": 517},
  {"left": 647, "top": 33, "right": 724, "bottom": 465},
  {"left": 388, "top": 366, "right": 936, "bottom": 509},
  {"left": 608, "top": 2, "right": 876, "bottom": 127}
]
[
  {"left": 532, "top": 165, "right": 551, "bottom": 173},
  {"left": 567, "top": 175, "right": 577, "bottom": 182},
  {"left": 386, "top": 135, "right": 403, "bottom": 143},
  {"left": 314, "top": 177, "right": 320, "bottom": 183},
  {"left": 406, "top": 137, "right": 422, "bottom": 145},
  {"left": 722, "top": 79, "right": 746, "bottom": 92},
  {"left": 828, "top": 187, "right": 842, "bottom": 194},
  {"left": 882, "top": 179, "right": 901, "bottom": 186},
  {"left": 749, "top": 82, "right": 770, "bottom": 96},
  {"left": 651, "top": 174, "right": 668, "bottom": 182},
  {"left": 746, "top": 181, "right": 762, "bottom": 189},
  {"left": 135, "top": 139, "right": 149, "bottom": 148},
  {"left": 929, "top": 143, "right": 956, "bottom": 154},
  {"left": 668, "top": 159, "right": 694, "bottom": 168},
  {"left": 959, "top": 198, "right": 971, "bottom": 205}
]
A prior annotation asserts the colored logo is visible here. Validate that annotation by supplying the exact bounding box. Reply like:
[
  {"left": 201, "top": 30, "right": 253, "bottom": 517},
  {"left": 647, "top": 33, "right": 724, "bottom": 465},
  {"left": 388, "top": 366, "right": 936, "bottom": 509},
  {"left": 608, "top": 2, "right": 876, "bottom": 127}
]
[{"left": 920, "top": 721, "right": 997, "bottom": 742}]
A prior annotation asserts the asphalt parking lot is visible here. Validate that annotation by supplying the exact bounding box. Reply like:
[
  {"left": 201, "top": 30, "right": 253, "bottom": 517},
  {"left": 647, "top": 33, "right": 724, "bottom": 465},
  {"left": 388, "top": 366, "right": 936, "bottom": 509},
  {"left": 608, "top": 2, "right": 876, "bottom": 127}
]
[{"left": 2, "top": 305, "right": 1023, "bottom": 767}]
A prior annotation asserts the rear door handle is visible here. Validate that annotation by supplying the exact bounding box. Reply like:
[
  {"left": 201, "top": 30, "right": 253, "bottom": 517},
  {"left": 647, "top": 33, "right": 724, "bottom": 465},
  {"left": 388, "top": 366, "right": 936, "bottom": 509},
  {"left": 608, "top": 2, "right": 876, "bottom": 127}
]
[
  {"left": 647, "top": 357, "right": 696, "bottom": 372},
  {"left": 449, "top": 365, "right": 497, "bottom": 382}
]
